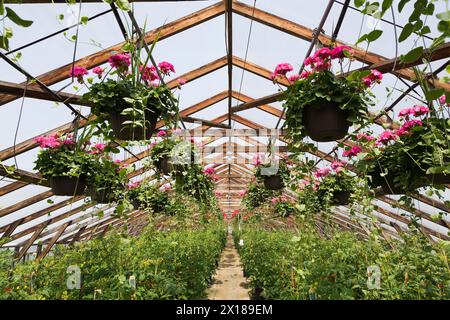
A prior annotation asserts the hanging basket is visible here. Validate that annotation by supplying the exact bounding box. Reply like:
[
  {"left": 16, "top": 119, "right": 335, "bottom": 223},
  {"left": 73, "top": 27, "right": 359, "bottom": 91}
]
[
  {"left": 49, "top": 176, "right": 87, "bottom": 196},
  {"left": 89, "top": 186, "right": 113, "bottom": 204},
  {"left": 332, "top": 191, "right": 350, "bottom": 205},
  {"left": 426, "top": 173, "right": 450, "bottom": 185},
  {"left": 109, "top": 108, "right": 161, "bottom": 141},
  {"left": 157, "top": 155, "right": 179, "bottom": 175},
  {"left": 302, "top": 102, "right": 350, "bottom": 142},
  {"left": 263, "top": 175, "right": 284, "bottom": 190}
]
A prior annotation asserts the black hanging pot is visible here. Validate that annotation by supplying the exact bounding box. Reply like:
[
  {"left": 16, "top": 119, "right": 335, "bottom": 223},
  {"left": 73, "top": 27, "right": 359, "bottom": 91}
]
[
  {"left": 302, "top": 101, "right": 350, "bottom": 142},
  {"left": 109, "top": 108, "right": 161, "bottom": 141},
  {"left": 132, "top": 199, "right": 142, "bottom": 210},
  {"left": 263, "top": 175, "right": 284, "bottom": 190},
  {"left": 89, "top": 186, "right": 113, "bottom": 204},
  {"left": 49, "top": 176, "right": 87, "bottom": 196},
  {"left": 332, "top": 191, "right": 350, "bottom": 205},
  {"left": 426, "top": 173, "right": 450, "bottom": 185},
  {"left": 157, "top": 155, "right": 178, "bottom": 175}
]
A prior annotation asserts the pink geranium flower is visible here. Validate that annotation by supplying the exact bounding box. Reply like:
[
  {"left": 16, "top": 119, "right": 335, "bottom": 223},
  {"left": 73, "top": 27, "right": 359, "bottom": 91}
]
[
  {"left": 397, "top": 119, "right": 422, "bottom": 136},
  {"left": 314, "top": 167, "right": 331, "bottom": 178},
  {"left": 288, "top": 74, "right": 300, "bottom": 82},
  {"left": 439, "top": 95, "right": 447, "bottom": 105},
  {"left": 272, "top": 63, "right": 294, "bottom": 77},
  {"left": 92, "top": 66, "right": 104, "bottom": 78},
  {"left": 300, "top": 70, "right": 312, "bottom": 79},
  {"left": 356, "top": 132, "right": 375, "bottom": 141},
  {"left": 127, "top": 181, "right": 141, "bottom": 189},
  {"left": 331, "top": 161, "right": 346, "bottom": 171},
  {"left": 203, "top": 167, "right": 216, "bottom": 175},
  {"left": 90, "top": 143, "right": 106, "bottom": 154},
  {"left": 69, "top": 65, "right": 88, "bottom": 83},
  {"left": 139, "top": 65, "right": 159, "bottom": 82},
  {"left": 313, "top": 47, "right": 331, "bottom": 60},
  {"left": 156, "top": 130, "right": 167, "bottom": 138},
  {"left": 108, "top": 53, "right": 130, "bottom": 69},
  {"left": 375, "top": 130, "right": 397, "bottom": 146},
  {"left": 342, "top": 145, "right": 362, "bottom": 158},
  {"left": 158, "top": 61, "right": 175, "bottom": 75},
  {"left": 160, "top": 183, "right": 172, "bottom": 192},
  {"left": 239, "top": 190, "right": 247, "bottom": 197},
  {"left": 252, "top": 154, "right": 263, "bottom": 166},
  {"left": 330, "top": 45, "right": 353, "bottom": 59},
  {"left": 35, "top": 134, "right": 62, "bottom": 149}
]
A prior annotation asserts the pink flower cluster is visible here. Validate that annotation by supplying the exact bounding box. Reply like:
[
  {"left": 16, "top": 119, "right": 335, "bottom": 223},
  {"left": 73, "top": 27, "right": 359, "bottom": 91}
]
[
  {"left": 342, "top": 145, "right": 362, "bottom": 158},
  {"left": 114, "top": 159, "right": 129, "bottom": 169},
  {"left": 139, "top": 65, "right": 159, "bottom": 82},
  {"left": 356, "top": 132, "right": 375, "bottom": 142},
  {"left": 397, "top": 119, "right": 422, "bottom": 137},
  {"left": 362, "top": 70, "right": 383, "bottom": 87},
  {"left": 160, "top": 183, "right": 172, "bottom": 192},
  {"left": 108, "top": 53, "right": 131, "bottom": 69},
  {"left": 90, "top": 143, "right": 106, "bottom": 155},
  {"left": 70, "top": 66, "right": 88, "bottom": 83},
  {"left": 271, "top": 63, "right": 294, "bottom": 79},
  {"left": 375, "top": 130, "right": 397, "bottom": 146},
  {"left": 158, "top": 61, "right": 175, "bottom": 75},
  {"left": 331, "top": 161, "right": 346, "bottom": 172},
  {"left": 439, "top": 95, "right": 447, "bottom": 105},
  {"left": 203, "top": 167, "right": 216, "bottom": 176},
  {"left": 35, "top": 133, "right": 75, "bottom": 149},
  {"left": 127, "top": 181, "right": 141, "bottom": 189},
  {"left": 252, "top": 154, "right": 263, "bottom": 166},
  {"left": 271, "top": 195, "right": 291, "bottom": 205},
  {"left": 314, "top": 167, "right": 331, "bottom": 178},
  {"left": 92, "top": 66, "right": 104, "bottom": 78},
  {"left": 398, "top": 105, "right": 430, "bottom": 118},
  {"left": 156, "top": 130, "right": 167, "bottom": 138}
]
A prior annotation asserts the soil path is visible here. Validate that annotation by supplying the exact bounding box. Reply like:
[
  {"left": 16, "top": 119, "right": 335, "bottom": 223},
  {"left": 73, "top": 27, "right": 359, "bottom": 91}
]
[{"left": 207, "top": 235, "right": 250, "bottom": 300}]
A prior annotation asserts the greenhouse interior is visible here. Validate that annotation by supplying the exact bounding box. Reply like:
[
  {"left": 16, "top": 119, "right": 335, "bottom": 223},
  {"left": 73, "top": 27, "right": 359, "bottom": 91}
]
[{"left": 0, "top": 0, "right": 449, "bottom": 304}]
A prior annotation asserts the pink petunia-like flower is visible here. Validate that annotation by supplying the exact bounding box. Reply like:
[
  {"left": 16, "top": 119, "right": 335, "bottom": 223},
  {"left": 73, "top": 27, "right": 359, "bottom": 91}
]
[
  {"left": 35, "top": 134, "right": 62, "bottom": 149},
  {"left": 356, "top": 132, "right": 375, "bottom": 141},
  {"left": 70, "top": 65, "right": 88, "bottom": 83},
  {"left": 330, "top": 45, "right": 353, "bottom": 59},
  {"left": 342, "top": 145, "right": 362, "bottom": 158},
  {"left": 313, "top": 47, "right": 331, "bottom": 60},
  {"left": 92, "top": 66, "right": 104, "bottom": 78},
  {"left": 412, "top": 105, "right": 429, "bottom": 117},
  {"left": 397, "top": 119, "right": 422, "bottom": 136},
  {"left": 300, "top": 70, "right": 312, "bottom": 79},
  {"left": 362, "top": 77, "right": 372, "bottom": 87},
  {"left": 90, "top": 143, "right": 106, "bottom": 154},
  {"left": 203, "top": 167, "right": 216, "bottom": 176},
  {"left": 331, "top": 161, "right": 346, "bottom": 171},
  {"left": 160, "top": 183, "right": 172, "bottom": 192},
  {"left": 375, "top": 130, "right": 397, "bottom": 146},
  {"left": 108, "top": 53, "right": 130, "bottom": 69},
  {"left": 288, "top": 74, "right": 300, "bottom": 83},
  {"left": 273, "top": 63, "right": 294, "bottom": 77},
  {"left": 158, "top": 61, "right": 175, "bottom": 75},
  {"left": 304, "top": 56, "right": 315, "bottom": 66},
  {"left": 127, "top": 181, "right": 141, "bottom": 189},
  {"left": 314, "top": 59, "right": 331, "bottom": 72},
  {"left": 314, "top": 167, "right": 331, "bottom": 178},
  {"left": 156, "top": 130, "right": 167, "bottom": 138},
  {"left": 139, "top": 65, "right": 159, "bottom": 82},
  {"left": 439, "top": 95, "right": 447, "bottom": 105},
  {"left": 369, "top": 69, "right": 383, "bottom": 82}
]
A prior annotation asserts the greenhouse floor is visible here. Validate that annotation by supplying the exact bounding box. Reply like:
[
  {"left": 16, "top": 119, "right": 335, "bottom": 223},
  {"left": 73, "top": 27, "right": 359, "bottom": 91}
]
[{"left": 207, "top": 235, "right": 249, "bottom": 300}]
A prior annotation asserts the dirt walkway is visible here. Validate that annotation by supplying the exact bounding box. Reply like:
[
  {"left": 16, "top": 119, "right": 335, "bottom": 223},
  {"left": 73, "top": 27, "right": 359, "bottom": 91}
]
[{"left": 207, "top": 235, "right": 250, "bottom": 300}]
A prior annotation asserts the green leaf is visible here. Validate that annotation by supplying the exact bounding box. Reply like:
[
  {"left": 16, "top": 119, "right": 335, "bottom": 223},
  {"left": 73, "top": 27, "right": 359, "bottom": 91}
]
[
  {"left": 425, "top": 88, "right": 445, "bottom": 102},
  {"left": 381, "top": 0, "right": 393, "bottom": 15},
  {"left": 366, "top": 29, "right": 383, "bottom": 42},
  {"left": 398, "top": 0, "right": 410, "bottom": 12},
  {"left": 400, "top": 46, "right": 423, "bottom": 63},
  {"left": 5, "top": 8, "right": 33, "bottom": 27},
  {"left": 80, "top": 16, "right": 89, "bottom": 25},
  {"left": 115, "top": 0, "right": 131, "bottom": 12},
  {"left": 398, "top": 22, "right": 414, "bottom": 42},
  {"left": 436, "top": 11, "right": 450, "bottom": 21},
  {"left": 0, "top": 0, "right": 4, "bottom": 16},
  {"left": 354, "top": 0, "right": 365, "bottom": 8}
]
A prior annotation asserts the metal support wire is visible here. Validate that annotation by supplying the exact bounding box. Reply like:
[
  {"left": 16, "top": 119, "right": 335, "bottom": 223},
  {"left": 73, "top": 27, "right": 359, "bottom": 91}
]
[
  {"left": 331, "top": 0, "right": 350, "bottom": 42},
  {"left": 0, "top": 51, "right": 141, "bottom": 161},
  {"left": 124, "top": 10, "right": 187, "bottom": 130},
  {"left": 5, "top": 9, "right": 112, "bottom": 56},
  {"left": 275, "top": 0, "right": 335, "bottom": 129}
]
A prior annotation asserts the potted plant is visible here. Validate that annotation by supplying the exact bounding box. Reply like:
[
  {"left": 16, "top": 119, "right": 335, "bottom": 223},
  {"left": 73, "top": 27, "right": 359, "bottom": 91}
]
[
  {"left": 241, "top": 182, "right": 278, "bottom": 210},
  {"left": 79, "top": 40, "right": 178, "bottom": 141},
  {"left": 271, "top": 195, "right": 297, "bottom": 217},
  {"left": 313, "top": 162, "right": 355, "bottom": 206},
  {"left": 34, "top": 132, "right": 93, "bottom": 196},
  {"left": 126, "top": 180, "right": 172, "bottom": 213},
  {"left": 272, "top": 46, "right": 381, "bottom": 142},
  {"left": 347, "top": 105, "right": 449, "bottom": 194},
  {"left": 254, "top": 156, "right": 290, "bottom": 191},
  {"left": 149, "top": 130, "right": 189, "bottom": 175},
  {"left": 174, "top": 163, "right": 216, "bottom": 203},
  {"left": 86, "top": 152, "right": 128, "bottom": 204}
]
